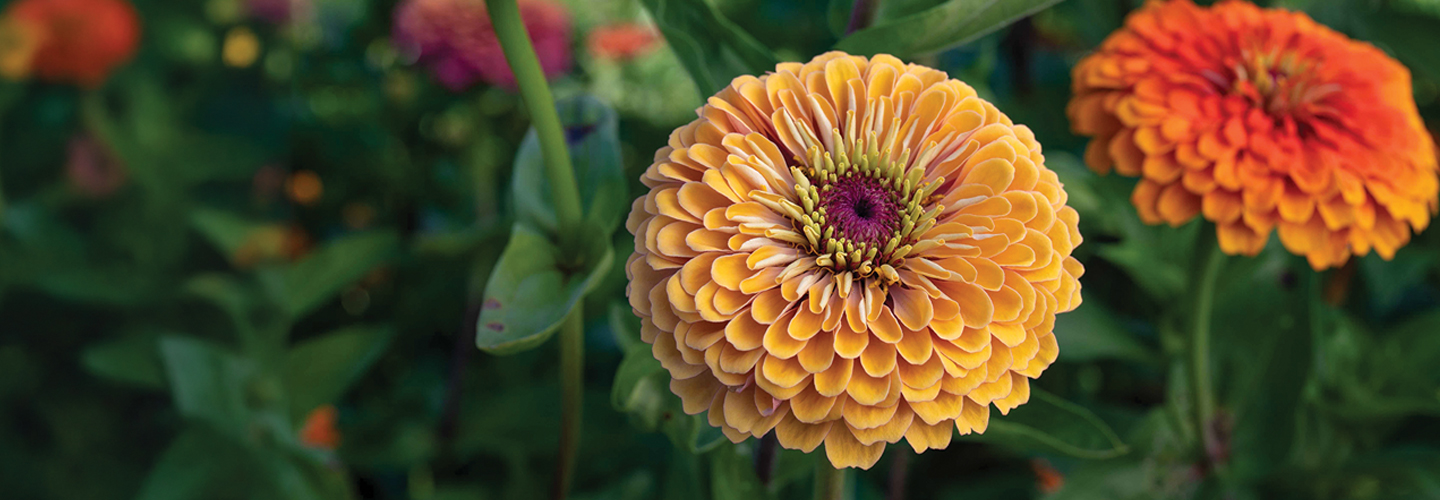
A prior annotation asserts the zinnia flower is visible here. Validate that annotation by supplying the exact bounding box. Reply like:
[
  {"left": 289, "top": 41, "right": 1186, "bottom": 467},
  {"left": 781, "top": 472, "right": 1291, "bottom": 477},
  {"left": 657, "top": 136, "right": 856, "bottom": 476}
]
[
  {"left": 392, "top": 0, "right": 570, "bottom": 91},
  {"left": 0, "top": 0, "right": 140, "bottom": 87},
  {"left": 587, "top": 24, "right": 659, "bottom": 61},
  {"left": 65, "top": 132, "right": 126, "bottom": 198},
  {"left": 245, "top": 0, "right": 311, "bottom": 24},
  {"left": 1069, "top": 0, "right": 1439, "bottom": 269},
  {"left": 626, "top": 51, "right": 1084, "bottom": 469},
  {"left": 298, "top": 405, "right": 341, "bottom": 450}
]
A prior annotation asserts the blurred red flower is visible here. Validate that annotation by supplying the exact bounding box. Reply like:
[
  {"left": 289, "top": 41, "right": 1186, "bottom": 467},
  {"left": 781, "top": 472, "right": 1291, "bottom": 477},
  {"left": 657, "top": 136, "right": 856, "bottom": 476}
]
[
  {"left": 1, "top": 0, "right": 140, "bottom": 87},
  {"left": 587, "top": 24, "right": 658, "bottom": 61},
  {"left": 299, "top": 405, "right": 341, "bottom": 450},
  {"left": 392, "top": 0, "right": 570, "bottom": 91}
]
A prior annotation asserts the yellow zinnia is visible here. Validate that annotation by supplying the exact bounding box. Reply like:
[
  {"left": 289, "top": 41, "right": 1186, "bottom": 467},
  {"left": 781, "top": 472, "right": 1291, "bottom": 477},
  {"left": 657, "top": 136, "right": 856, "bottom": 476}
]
[{"left": 625, "top": 51, "right": 1084, "bottom": 469}]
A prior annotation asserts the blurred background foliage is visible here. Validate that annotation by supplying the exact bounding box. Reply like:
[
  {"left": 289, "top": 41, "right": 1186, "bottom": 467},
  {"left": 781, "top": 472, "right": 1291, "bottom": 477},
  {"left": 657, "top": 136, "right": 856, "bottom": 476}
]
[{"left": 5, "top": 0, "right": 1440, "bottom": 499}]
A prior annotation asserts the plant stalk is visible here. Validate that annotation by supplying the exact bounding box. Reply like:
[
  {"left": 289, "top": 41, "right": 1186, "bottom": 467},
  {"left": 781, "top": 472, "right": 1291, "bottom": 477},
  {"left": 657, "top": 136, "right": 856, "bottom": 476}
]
[
  {"left": 487, "top": 1, "right": 587, "bottom": 497},
  {"left": 1189, "top": 231, "right": 1226, "bottom": 470},
  {"left": 551, "top": 310, "right": 585, "bottom": 500},
  {"left": 815, "top": 461, "right": 850, "bottom": 500},
  {"left": 486, "top": 0, "right": 583, "bottom": 244}
]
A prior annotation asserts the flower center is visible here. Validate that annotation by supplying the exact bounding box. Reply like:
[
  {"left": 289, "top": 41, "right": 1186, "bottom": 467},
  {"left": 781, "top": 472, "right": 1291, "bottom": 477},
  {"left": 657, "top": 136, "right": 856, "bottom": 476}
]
[
  {"left": 818, "top": 174, "right": 901, "bottom": 248},
  {"left": 1228, "top": 49, "right": 1338, "bottom": 116},
  {"left": 751, "top": 137, "right": 947, "bottom": 285}
]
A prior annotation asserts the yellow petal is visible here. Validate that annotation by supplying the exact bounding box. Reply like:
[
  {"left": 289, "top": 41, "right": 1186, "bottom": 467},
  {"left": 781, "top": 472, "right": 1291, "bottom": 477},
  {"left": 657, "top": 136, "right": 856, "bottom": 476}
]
[
  {"left": 814, "top": 358, "right": 854, "bottom": 397},
  {"left": 905, "top": 417, "right": 955, "bottom": 453},
  {"left": 824, "top": 425, "right": 885, "bottom": 469},
  {"left": 849, "top": 403, "right": 914, "bottom": 445},
  {"left": 890, "top": 286, "right": 934, "bottom": 331},
  {"left": 859, "top": 339, "right": 898, "bottom": 377},
  {"left": 776, "top": 413, "right": 833, "bottom": 452}
]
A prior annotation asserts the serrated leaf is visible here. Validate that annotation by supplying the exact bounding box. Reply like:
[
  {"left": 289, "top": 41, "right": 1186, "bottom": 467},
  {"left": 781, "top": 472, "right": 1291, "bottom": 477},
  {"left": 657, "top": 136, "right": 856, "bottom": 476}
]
[
  {"left": 512, "top": 95, "right": 627, "bottom": 237},
  {"left": 159, "top": 336, "right": 253, "bottom": 435},
  {"left": 275, "top": 230, "right": 399, "bottom": 320},
  {"left": 476, "top": 223, "right": 613, "bottom": 354},
  {"left": 134, "top": 427, "right": 259, "bottom": 500},
  {"left": 284, "top": 325, "right": 395, "bottom": 420},
  {"left": 190, "top": 209, "right": 264, "bottom": 260},
  {"left": 966, "top": 388, "right": 1128, "bottom": 459},
  {"left": 835, "top": 0, "right": 1066, "bottom": 58},
  {"left": 82, "top": 332, "right": 168, "bottom": 390},
  {"left": 639, "top": 0, "right": 779, "bottom": 95}
]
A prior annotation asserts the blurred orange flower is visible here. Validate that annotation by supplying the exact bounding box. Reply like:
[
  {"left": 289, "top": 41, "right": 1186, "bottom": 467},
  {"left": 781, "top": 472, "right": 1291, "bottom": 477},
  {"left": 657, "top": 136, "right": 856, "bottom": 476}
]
[
  {"left": 627, "top": 52, "right": 1083, "bottom": 469},
  {"left": 1069, "top": 0, "right": 1438, "bottom": 270},
  {"left": 0, "top": 0, "right": 140, "bottom": 87},
  {"left": 299, "top": 405, "right": 340, "bottom": 450},
  {"left": 587, "top": 24, "right": 658, "bottom": 61}
]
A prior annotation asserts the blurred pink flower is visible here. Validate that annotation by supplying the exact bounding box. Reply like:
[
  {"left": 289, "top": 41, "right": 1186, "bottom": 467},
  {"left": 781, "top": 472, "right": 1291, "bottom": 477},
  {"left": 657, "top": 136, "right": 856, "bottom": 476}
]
[
  {"left": 392, "top": 0, "right": 570, "bottom": 91},
  {"left": 245, "top": 0, "right": 311, "bottom": 24},
  {"left": 65, "top": 133, "right": 125, "bottom": 198}
]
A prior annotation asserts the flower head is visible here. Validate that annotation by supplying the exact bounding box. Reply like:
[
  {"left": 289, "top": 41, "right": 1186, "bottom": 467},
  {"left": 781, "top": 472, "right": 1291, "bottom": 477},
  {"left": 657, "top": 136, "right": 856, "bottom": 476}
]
[
  {"left": 66, "top": 133, "right": 126, "bottom": 198},
  {"left": 587, "top": 23, "right": 659, "bottom": 61},
  {"left": 392, "top": 0, "right": 570, "bottom": 91},
  {"left": 245, "top": 0, "right": 311, "bottom": 24},
  {"left": 626, "top": 52, "right": 1083, "bottom": 469},
  {"left": 1069, "top": 0, "right": 1439, "bottom": 269},
  {"left": 1, "top": 0, "right": 140, "bottom": 87},
  {"left": 299, "top": 405, "right": 341, "bottom": 450}
]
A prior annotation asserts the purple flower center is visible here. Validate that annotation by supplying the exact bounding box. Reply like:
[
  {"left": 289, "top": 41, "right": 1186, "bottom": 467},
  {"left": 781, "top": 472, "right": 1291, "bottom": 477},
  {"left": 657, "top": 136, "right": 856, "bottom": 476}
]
[{"left": 819, "top": 175, "right": 901, "bottom": 247}]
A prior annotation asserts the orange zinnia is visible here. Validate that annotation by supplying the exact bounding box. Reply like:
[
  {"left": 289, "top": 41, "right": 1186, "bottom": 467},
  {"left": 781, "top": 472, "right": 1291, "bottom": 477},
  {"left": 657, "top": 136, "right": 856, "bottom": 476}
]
[
  {"left": 626, "top": 51, "right": 1084, "bottom": 469},
  {"left": 2, "top": 0, "right": 140, "bottom": 87},
  {"left": 1069, "top": 0, "right": 1438, "bottom": 270}
]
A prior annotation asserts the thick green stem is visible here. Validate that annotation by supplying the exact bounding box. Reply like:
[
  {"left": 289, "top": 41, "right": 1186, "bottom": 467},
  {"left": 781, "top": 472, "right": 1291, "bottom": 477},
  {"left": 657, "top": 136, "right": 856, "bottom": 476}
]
[
  {"left": 551, "top": 311, "right": 584, "bottom": 500},
  {"left": 486, "top": 0, "right": 583, "bottom": 242},
  {"left": 487, "top": 1, "right": 587, "bottom": 497},
  {"left": 814, "top": 462, "right": 850, "bottom": 500},
  {"left": 1189, "top": 231, "right": 1225, "bottom": 469}
]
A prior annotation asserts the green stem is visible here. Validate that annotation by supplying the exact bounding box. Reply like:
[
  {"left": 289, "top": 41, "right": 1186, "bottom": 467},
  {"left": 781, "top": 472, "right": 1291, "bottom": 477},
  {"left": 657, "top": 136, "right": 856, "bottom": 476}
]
[
  {"left": 551, "top": 310, "right": 584, "bottom": 500},
  {"left": 487, "top": 2, "right": 587, "bottom": 497},
  {"left": 814, "top": 462, "right": 850, "bottom": 500},
  {"left": 486, "top": 0, "right": 583, "bottom": 243},
  {"left": 1189, "top": 230, "right": 1225, "bottom": 470}
]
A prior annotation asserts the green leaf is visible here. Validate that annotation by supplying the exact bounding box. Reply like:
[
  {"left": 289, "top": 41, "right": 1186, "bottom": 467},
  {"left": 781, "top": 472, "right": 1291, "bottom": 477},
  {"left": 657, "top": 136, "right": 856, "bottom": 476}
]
[
  {"left": 609, "top": 301, "right": 644, "bottom": 353},
  {"left": 835, "top": 0, "right": 1066, "bottom": 58},
  {"left": 511, "top": 95, "right": 627, "bottom": 238},
  {"left": 612, "top": 341, "right": 726, "bottom": 454},
  {"left": 828, "top": 0, "right": 854, "bottom": 37},
  {"left": 1054, "top": 301, "right": 1155, "bottom": 364},
  {"left": 966, "top": 388, "right": 1128, "bottom": 459},
  {"left": 134, "top": 427, "right": 259, "bottom": 500},
  {"left": 159, "top": 336, "right": 253, "bottom": 435},
  {"left": 638, "top": 0, "right": 779, "bottom": 95},
  {"left": 190, "top": 209, "right": 261, "bottom": 259},
  {"left": 274, "top": 230, "right": 399, "bottom": 320},
  {"left": 82, "top": 332, "right": 168, "bottom": 390},
  {"left": 711, "top": 442, "right": 772, "bottom": 500},
  {"left": 284, "top": 325, "right": 395, "bottom": 420},
  {"left": 1224, "top": 267, "right": 1315, "bottom": 481},
  {"left": 476, "top": 223, "right": 614, "bottom": 354}
]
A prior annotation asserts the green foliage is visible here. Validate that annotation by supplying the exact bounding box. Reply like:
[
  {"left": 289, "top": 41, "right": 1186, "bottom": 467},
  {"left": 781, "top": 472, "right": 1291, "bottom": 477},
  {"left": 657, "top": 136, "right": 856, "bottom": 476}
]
[
  {"left": 835, "top": 0, "right": 1068, "bottom": 58},
  {"left": 965, "top": 389, "right": 1129, "bottom": 459},
  {"left": 477, "top": 96, "right": 624, "bottom": 354},
  {"left": 637, "top": 0, "right": 779, "bottom": 95}
]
